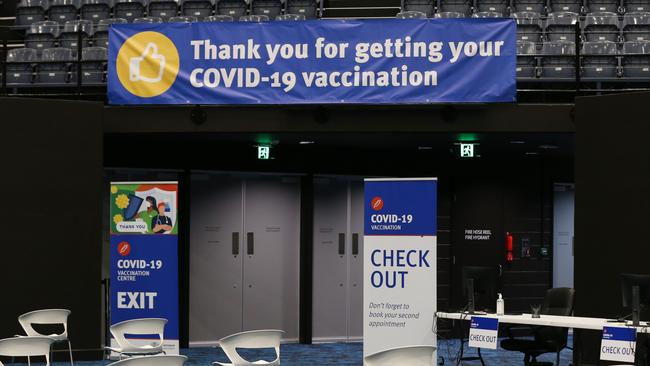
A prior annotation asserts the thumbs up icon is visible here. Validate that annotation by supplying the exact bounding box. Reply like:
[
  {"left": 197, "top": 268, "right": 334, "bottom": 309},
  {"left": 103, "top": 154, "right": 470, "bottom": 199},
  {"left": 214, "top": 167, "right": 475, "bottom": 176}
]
[{"left": 129, "top": 42, "right": 165, "bottom": 83}]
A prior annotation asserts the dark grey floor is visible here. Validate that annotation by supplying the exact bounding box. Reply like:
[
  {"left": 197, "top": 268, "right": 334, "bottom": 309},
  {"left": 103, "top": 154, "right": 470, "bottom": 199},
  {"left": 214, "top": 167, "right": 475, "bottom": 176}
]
[{"left": 16, "top": 338, "right": 574, "bottom": 366}]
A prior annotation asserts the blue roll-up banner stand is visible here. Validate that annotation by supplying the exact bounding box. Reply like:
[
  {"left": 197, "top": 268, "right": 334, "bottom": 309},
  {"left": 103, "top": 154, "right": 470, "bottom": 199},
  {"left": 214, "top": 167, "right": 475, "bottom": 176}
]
[
  {"left": 363, "top": 178, "right": 437, "bottom": 362},
  {"left": 109, "top": 182, "right": 179, "bottom": 356}
]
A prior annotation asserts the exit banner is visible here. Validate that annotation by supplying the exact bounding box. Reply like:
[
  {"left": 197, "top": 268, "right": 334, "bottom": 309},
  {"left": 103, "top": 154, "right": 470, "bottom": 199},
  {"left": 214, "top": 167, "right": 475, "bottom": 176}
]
[
  {"left": 363, "top": 178, "right": 437, "bottom": 361},
  {"left": 109, "top": 182, "right": 179, "bottom": 355},
  {"left": 108, "top": 19, "right": 516, "bottom": 105}
]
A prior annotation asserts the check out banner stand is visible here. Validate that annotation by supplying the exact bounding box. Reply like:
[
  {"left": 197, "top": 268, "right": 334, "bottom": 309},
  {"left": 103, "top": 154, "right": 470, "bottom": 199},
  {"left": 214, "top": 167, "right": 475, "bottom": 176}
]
[
  {"left": 469, "top": 317, "right": 499, "bottom": 350},
  {"left": 363, "top": 178, "right": 437, "bottom": 363},
  {"left": 109, "top": 182, "right": 180, "bottom": 356},
  {"left": 601, "top": 326, "right": 637, "bottom": 363}
]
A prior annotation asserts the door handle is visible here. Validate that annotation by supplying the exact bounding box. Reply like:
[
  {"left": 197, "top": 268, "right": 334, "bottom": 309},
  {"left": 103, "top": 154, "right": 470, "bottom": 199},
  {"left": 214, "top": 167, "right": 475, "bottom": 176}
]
[
  {"left": 247, "top": 232, "right": 254, "bottom": 255},
  {"left": 232, "top": 232, "right": 239, "bottom": 256},
  {"left": 352, "top": 233, "right": 359, "bottom": 256},
  {"left": 338, "top": 233, "right": 345, "bottom": 256},
  {"left": 498, "top": 264, "right": 503, "bottom": 277}
]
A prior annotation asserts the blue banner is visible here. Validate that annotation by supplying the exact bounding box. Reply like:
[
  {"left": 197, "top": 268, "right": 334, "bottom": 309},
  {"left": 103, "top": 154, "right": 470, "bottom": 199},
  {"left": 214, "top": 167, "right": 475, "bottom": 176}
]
[
  {"left": 109, "top": 182, "right": 179, "bottom": 354},
  {"left": 108, "top": 19, "right": 516, "bottom": 105},
  {"left": 364, "top": 179, "right": 437, "bottom": 236}
]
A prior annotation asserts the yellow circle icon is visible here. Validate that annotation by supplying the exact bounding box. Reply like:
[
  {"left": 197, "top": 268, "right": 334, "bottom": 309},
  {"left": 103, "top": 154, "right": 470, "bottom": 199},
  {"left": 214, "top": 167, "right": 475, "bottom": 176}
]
[{"left": 116, "top": 31, "right": 180, "bottom": 98}]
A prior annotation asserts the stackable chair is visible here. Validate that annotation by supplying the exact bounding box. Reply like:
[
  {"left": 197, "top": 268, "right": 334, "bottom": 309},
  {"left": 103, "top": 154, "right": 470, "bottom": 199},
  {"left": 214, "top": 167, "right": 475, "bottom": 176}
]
[
  {"left": 364, "top": 345, "right": 437, "bottom": 366},
  {"left": 0, "top": 336, "right": 55, "bottom": 366},
  {"left": 501, "top": 288, "right": 575, "bottom": 366},
  {"left": 17, "top": 309, "right": 74, "bottom": 365},
  {"left": 107, "top": 355, "right": 188, "bottom": 366},
  {"left": 106, "top": 318, "right": 168, "bottom": 359},
  {"left": 213, "top": 330, "right": 284, "bottom": 366}
]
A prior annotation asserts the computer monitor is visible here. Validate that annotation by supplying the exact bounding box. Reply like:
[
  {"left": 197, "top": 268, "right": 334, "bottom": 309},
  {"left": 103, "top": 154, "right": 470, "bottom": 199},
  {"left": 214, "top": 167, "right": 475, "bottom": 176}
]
[
  {"left": 462, "top": 266, "right": 499, "bottom": 313},
  {"left": 620, "top": 273, "right": 650, "bottom": 325}
]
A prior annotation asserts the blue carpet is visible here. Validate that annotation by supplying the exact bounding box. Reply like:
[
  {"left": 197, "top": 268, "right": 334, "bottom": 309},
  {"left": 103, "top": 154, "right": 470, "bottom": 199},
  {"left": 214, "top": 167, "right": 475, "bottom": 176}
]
[{"left": 11, "top": 338, "right": 574, "bottom": 366}]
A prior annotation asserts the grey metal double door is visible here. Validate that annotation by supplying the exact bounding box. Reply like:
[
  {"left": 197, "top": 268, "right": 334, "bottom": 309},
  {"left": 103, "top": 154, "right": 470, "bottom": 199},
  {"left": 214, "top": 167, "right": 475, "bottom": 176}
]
[
  {"left": 312, "top": 176, "right": 364, "bottom": 342},
  {"left": 189, "top": 173, "right": 301, "bottom": 345}
]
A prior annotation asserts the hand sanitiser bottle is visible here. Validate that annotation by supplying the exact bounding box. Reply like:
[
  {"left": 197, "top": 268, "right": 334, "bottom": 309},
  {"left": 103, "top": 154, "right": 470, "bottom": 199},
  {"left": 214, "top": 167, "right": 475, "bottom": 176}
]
[{"left": 497, "top": 293, "right": 505, "bottom": 315}]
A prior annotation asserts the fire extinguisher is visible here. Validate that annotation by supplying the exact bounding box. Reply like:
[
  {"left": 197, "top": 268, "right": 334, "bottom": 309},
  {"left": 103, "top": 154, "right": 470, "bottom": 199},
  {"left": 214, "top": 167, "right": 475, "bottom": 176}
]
[{"left": 506, "top": 232, "right": 514, "bottom": 263}]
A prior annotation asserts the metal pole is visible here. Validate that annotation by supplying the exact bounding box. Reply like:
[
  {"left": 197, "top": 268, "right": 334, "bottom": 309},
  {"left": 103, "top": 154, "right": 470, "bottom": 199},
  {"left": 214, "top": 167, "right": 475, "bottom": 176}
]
[
  {"left": 575, "top": 22, "right": 581, "bottom": 93},
  {"left": 77, "top": 29, "right": 83, "bottom": 97},
  {"left": 2, "top": 39, "right": 7, "bottom": 95}
]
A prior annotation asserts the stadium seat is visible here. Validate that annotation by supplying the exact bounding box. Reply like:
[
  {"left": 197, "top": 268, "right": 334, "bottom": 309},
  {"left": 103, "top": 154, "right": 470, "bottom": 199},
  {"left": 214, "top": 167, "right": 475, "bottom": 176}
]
[
  {"left": 133, "top": 16, "right": 164, "bottom": 22},
  {"left": 276, "top": 13, "right": 305, "bottom": 19},
  {"left": 58, "top": 19, "right": 93, "bottom": 50},
  {"left": 180, "top": 0, "right": 214, "bottom": 17},
  {"left": 396, "top": 10, "right": 428, "bottom": 18},
  {"left": 513, "top": 11, "right": 544, "bottom": 42},
  {"left": 148, "top": 0, "right": 179, "bottom": 20},
  {"left": 37, "top": 47, "right": 74, "bottom": 84},
  {"left": 434, "top": 10, "right": 465, "bottom": 16},
  {"left": 24, "top": 21, "right": 60, "bottom": 53},
  {"left": 168, "top": 14, "right": 197, "bottom": 21},
  {"left": 402, "top": 0, "right": 435, "bottom": 17},
  {"left": 286, "top": 0, "right": 320, "bottom": 19},
  {"left": 81, "top": 46, "right": 107, "bottom": 84},
  {"left": 15, "top": 0, "right": 47, "bottom": 26},
  {"left": 93, "top": 18, "right": 127, "bottom": 48},
  {"left": 113, "top": 0, "right": 146, "bottom": 22},
  {"left": 583, "top": 12, "right": 620, "bottom": 42},
  {"left": 473, "top": 10, "right": 504, "bottom": 16},
  {"left": 587, "top": 0, "right": 620, "bottom": 13},
  {"left": 625, "top": 0, "right": 650, "bottom": 12},
  {"left": 240, "top": 14, "right": 269, "bottom": 20},
  {"left": 438, "top": 0, "right": 473, "bottom": 16},
  {"left": 541, "top": 40, "right": 576, "bottom": 78},
  {"left": 623, "top": 12, "right": 650, "bottom": 41},
  {"left": 203, "top": 14, "right": 234, "bottom": 20},
  {"left": 5, "top": 48, "right": 37, "bottom": 85},
  {"left": 517, "top": 40, "right": 539, "bottom": 78},
  {"left": 251, "top": 0, "right": 283, "bottom": 17},
  {"left": 216, "top": 0, "right": 249, "bottom": 17},
  {"left": 545, "top": 12, "right": 580, "bottom": 41},
  {"left": 622, "top": 40, "right": 650, "bottom": 77},
  {"left": 512, "top": 0, "right": 545, "bottom": 14},
  {"left": 48, "top": 0, "right": 79, "bottom": 23},
  {"left": 475, "top": 0, "right": 509, "bottom": 14},
  {"left": 80, "top": 0, "right": 111, "bottom": 22},
  {"left": 581, "top": 41, "right": 620, "bottom": 78},
  {"left": 549, "top": 0, "right": 584, "bottom": 13}
]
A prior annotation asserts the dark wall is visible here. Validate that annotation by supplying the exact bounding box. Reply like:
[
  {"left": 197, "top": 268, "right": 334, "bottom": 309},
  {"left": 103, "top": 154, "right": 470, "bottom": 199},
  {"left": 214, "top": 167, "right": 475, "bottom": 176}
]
[
  {"left": 574, "top": 92, "right": 650, "bottom": 365},
  {"left": 0, "top": 98, "right": 104, "bottom": 360}
]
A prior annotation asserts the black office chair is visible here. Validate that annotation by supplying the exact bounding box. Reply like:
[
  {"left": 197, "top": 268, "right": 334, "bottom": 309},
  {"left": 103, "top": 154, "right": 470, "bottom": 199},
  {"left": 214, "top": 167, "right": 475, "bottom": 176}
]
[{"left": 501, "top": 287, "right": 575, "bottom": 366}]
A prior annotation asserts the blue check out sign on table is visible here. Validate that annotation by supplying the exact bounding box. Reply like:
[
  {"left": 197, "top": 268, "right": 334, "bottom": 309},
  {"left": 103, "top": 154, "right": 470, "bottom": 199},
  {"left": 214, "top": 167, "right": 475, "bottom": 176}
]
[
  {"left": 469, "top": 317, "right": 499, "bottom": 349},
  {"left": 601, "top": 326, "right": 636, "bottom": 363}
]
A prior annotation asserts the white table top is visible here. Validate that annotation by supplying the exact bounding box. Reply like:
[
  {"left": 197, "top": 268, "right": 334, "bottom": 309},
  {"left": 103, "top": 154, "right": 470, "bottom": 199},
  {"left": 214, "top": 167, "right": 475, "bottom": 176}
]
[{"left": 436, "top": 311, "right": 650, "bottom": 333}]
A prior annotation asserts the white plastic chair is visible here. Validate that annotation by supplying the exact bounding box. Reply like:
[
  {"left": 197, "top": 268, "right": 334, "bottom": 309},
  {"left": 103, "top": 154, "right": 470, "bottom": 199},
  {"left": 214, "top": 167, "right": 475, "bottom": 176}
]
[
  {"left": 213, "top": 330, "right": 285, "bottom": 366},
  {"left": 106, "top": 318, "right": 168, "bottom": 359},
  {"left": 107, "top": 355, "right": 187, "bottom": 366},
  {"left": 18, "top": 309, "right": 73, "bottom": 366},
  {"left": 364, "top": 345, "right": 437, "bottom": 366},
  {"left": 0, "top": 336, "right": 55, "bottom": 366}
]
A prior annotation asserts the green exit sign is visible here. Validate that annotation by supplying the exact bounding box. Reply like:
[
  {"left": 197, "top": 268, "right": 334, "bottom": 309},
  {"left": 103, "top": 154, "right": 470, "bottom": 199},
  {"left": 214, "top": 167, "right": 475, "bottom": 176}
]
[
  {"left": 460, "top": 143, "right": 475, "bottom": 158},
  {"left": 258, "top": 145, "right": 271, "bottom": 160}
]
